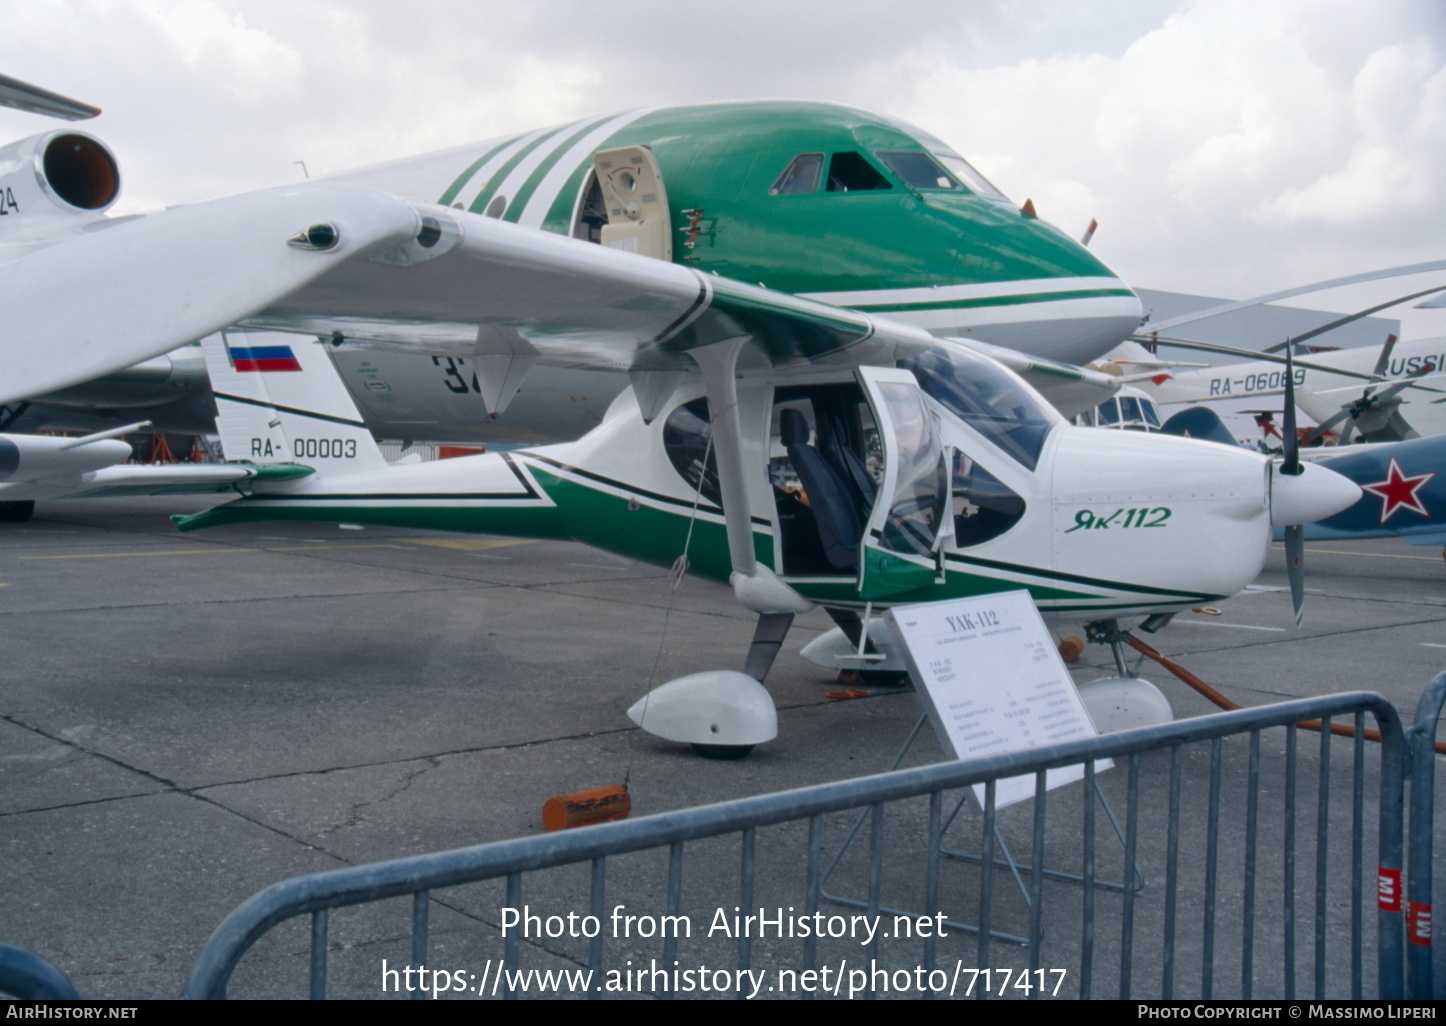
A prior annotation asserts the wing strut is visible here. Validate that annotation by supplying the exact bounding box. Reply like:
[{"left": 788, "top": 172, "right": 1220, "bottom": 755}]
[
  {"left": 625, "top": 337, "right": 805, "bottom": 759},
  {"left": 687, "top": 338, "right": 813, "bottom": 616}
]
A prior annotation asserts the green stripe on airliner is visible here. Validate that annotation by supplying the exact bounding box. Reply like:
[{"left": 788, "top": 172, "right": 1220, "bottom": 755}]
[
  {"left": 468, "top": 124, "right": 573, "bottom": 215},
  {"left": 502, "top": 116, "right": 611, "bottom": 224},
  {"left": 848, "top": 288, "right": 1137, "bottom": 314},
  {"left": 437, "top": 134, "right": 524, "bottom": 207}
]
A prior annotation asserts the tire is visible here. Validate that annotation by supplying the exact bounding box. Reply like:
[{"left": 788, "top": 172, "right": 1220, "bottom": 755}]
[
  {"left": 691, "top": 743, "right": 754, "bottom": 760},
  {"left": 0, "top": 501, "right": 35, "bottom": 523}
]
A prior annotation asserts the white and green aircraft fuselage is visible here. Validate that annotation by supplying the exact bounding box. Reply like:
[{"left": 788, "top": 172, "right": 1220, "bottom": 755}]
[{"left": 181, "top": 330, "right": 1355, "bottom": 623}]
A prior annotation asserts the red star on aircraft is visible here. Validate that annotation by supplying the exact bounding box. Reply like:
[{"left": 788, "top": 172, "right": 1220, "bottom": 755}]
[{"left": 1360, "top": 458, "right": 1435, "bottom": 523}]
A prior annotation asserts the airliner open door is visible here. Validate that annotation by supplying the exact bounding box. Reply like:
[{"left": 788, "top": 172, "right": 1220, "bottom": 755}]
[
  {"left": 856, "top": 366, "right": 951, "bottom": 600},
  {"left": 593, "top": 146, "right": 673, "bottom": 262}
]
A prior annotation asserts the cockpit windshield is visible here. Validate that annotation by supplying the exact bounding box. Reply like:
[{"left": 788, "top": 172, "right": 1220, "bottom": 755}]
[
  {"left": 899, "top": 345, "right": 1060, "bottom": 470},
  {"left": 933, "top": 154, "right": 1007, "bottom": 200},
  {"left": 875, "top": 151, "right": 962, "bottom": 191}
]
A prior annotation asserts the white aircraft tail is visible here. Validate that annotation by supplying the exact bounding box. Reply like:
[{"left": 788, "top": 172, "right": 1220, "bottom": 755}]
[{"left": 201, "top": 330, "right": 387, "bottom": 475}]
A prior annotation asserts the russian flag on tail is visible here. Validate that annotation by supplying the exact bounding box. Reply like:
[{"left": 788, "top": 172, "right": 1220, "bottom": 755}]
[{"left": 230, "top": 345, "right": 302, "bottom": 372}]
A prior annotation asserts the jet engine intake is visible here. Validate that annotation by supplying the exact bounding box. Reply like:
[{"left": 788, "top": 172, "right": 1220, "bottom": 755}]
[{"left": 0, "top": 129, "right": 120, "bottom": 223}]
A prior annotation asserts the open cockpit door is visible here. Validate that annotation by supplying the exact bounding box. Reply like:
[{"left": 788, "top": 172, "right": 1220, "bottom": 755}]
[
  {"left": 855, "top": 366, "right": 950, "bottom": 599},
  {"left": 592, "top": 145, "right": 673, "bottom": 262}
]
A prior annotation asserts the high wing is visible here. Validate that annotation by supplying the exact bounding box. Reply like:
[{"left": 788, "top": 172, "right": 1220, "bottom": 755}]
[
  {"left": 3, "top": 181, "right": 1104, "bottom": 415},
  {"left": 3, "top": 183, "right": 912, "bottom": 406}
]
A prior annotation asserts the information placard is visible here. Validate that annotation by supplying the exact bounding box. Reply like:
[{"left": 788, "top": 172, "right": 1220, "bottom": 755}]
[{"left": 883, "top": 589, "right": 1108, "bottom": 810}]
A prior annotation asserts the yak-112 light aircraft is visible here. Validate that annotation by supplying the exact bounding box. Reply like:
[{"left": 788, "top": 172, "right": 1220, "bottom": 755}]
[
  {"left": 1, "top": 85, "right": 1364, "bottom": 754},
  {"left": 174, "top": 327, "right": 1357, "bottom": 756}
]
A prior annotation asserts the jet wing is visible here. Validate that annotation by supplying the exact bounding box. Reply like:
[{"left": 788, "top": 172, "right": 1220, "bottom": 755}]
[{"left": 2, "top": 183, "right": 930, "bottom": 406}]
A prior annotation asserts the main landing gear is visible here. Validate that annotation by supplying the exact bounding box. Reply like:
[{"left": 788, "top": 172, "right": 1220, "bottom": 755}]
[
  {"left": 1075, "top": 618, "right": 1174, "bottom": 733},
  {"left": 626, "top": 611, "right": 798, "bottom": 760}
]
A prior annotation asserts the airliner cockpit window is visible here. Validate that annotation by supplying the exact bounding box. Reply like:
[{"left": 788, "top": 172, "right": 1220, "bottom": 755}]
[
  {"left": 875, "top": 151, "right": 962, "bottom": 191},
  {"left": 934, "top": 154, "right": 1007, "bottom": 200},
  {"left": 770, "top": 153, "right": 823, "bottom": 195},
  {"left": 826, "top": 152, "right": 892, "bottom": 192},
  {"left": 900, "top": 345, "right": 1060, "bottom": 471}
]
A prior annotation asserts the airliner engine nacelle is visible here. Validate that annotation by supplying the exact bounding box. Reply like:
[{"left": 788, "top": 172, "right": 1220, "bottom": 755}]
[{"left": 0, "top": 129, "right": 120, "bottom": 229}]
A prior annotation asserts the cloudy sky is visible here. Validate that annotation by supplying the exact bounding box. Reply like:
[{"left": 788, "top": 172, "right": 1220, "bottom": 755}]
[{"left": 4, "top": 0, "right": 1444, "bottom": 324}]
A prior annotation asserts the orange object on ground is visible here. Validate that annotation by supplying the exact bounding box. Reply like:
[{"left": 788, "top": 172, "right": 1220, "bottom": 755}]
[{"left": 542, "top": 784, "right": 631, "bottom": 832}]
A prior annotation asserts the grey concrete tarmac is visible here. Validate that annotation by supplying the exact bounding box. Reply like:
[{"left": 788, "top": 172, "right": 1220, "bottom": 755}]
[{"left": 1, "top": 499, "right": 1442, "bottom": 999}]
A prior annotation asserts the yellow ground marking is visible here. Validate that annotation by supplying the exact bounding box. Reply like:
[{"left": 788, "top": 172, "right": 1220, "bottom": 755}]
[
  {"left": 21, "top": 539, "right": 537, "bottom": 560},
  {"left": 23, "top": 548, "right": 258, "bottom": 560},
  {"left": 261, "top": 544, "right": 414, "bottom": 552},
  {"left": 1272, "top": 545, "right": 1443, "bottom": 563}
]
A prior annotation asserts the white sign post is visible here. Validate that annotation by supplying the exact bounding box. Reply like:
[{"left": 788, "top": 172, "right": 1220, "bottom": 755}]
[{"left": 883, "top": 589, "right": 1108, "bottom": 810}]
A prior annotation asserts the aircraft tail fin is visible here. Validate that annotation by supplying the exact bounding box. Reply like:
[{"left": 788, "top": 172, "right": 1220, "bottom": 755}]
[
  {"left": 201, "top": 330, "right": 387, "bottom": 475},
  {"left": 1160, "top": 406, "right": 1241, "bottom": 448}
]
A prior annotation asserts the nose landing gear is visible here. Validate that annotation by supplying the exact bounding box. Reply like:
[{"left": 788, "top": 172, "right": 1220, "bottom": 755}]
[{"left": 1076, "top": 618, "right": 1174, "bottom": 732}]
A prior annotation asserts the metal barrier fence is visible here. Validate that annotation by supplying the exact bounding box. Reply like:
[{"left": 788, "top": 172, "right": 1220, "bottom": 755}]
[
  {"left": 1405, "top": 670, "right": 1446, "bottom": 999},
  {"left": 181, "top": 690, "right": 1405, "bottom": 1000},
  {"left": 0, "top": 943, "right": 79, "bottom": 1000}
]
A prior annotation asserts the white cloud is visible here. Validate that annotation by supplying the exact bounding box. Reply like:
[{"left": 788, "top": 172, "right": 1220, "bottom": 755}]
[{"left": 895, "top": 0, "right": 1446, "bottom": 299}]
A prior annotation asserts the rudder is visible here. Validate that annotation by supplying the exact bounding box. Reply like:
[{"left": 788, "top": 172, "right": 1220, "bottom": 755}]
[{"left": 201, "top": 330, "right": 387, "bottom": 474}]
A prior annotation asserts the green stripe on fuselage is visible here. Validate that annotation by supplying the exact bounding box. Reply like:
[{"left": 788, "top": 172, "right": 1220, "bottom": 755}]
[
  {"left": 175, "top": 460, "right": 1196, "bottom": 614},
  {"left": 468, "top": 124, "right": 572, "bottom": 215},
  {"left": 438, "top": 135, "right": 524, "bottom": 208},
  {"left": 502, "top": 116, "right": 610, "bottom": 224}
]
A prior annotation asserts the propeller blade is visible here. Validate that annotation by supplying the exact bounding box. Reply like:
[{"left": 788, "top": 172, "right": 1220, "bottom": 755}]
[
  {"left": 1302, "top": 363, "right": 1433, "bottom": 443},
  {"left": 1303, "top": 407, "right": 1354, "bottom": 445},
  {"left": 1139, "top": 259, "right": 1446, "bottom": 336},
  {"left": 1281, "top": 343, "right": 1300, "bottom": 475},
  {"left": 1262, "top": 285, "right": 1446, "bottom": 354},
  {"left": 1140, "top": 336, "right": 1385, "bottom": 382},
  {"left": 1360, "top": 377, "right": 1416, "bottom": 407},
  {"left": 1285, "top": 524, "right": 1305, "bottom": 627},
  {"left": 1369, "top": 333, "right": 1399, "bottom": 380}
]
